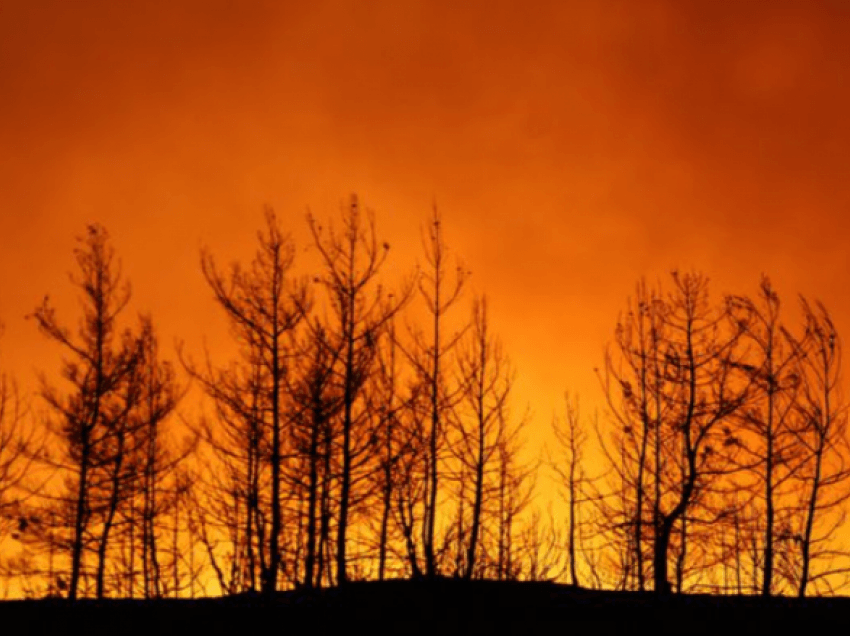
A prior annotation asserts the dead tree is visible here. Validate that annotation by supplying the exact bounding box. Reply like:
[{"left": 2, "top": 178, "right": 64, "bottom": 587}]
[
  {"left": 726, "top": 277, "right": 805, "bottom": 596},
  {"left": 285, "top": 325, "right": 343, "bottom": 588},
  {"left": 596, "top": 278, "right": 670, "bottom": 590},
  {"left": 599, "top": 272, "right": 750, "bottom": 593},
  {"left": 364, "top": 316, "right": 423, "bottom": 581},
  {"left": 29, "top": 225, "right": 142, "bottom": 599},
  {"left": 792, "top": 299, "right": 850, "bottom": 596},
  {"left": 551, "top": 393, "right": 592, "bottom": 587},
  {"left": 194, "top": 208, "right": 308, "bottom": 593},
  {"left": 452, "top": 296, "right": 514, "bottom": 579},
  {"left": 401, "top": 206, "right": 468, "bottom": 578},
  {"left": 130, "top": 316, "right": 187, "bottom": 598},
  {"left": 307, "top": 194, "right": 407, "bottom": 584},
  {"left": 0, "top": 330, "right": 40, "bottom": 584}
]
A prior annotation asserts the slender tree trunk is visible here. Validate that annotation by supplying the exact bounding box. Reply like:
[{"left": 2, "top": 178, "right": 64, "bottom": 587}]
[
  {"left": 675, "top": 515, "right": 686, "bottom": 593},
  {"left": 425, "top": 340, "right": 440, "bottom": 578},
  {"left": 96, "top": 433, "right": 126, "bottom": 599},
  {"left": 69, "top": 439, "right": 91, "bottom": 600},
  {"left": 378, "top": 416, "right": 393, "bottom": 581},
  {"left": 172, "top": 503, "right": 179, "bottom": 596},
  {"left": 763, "top": 431, "right": 775, "bottom": 597},
  {"left": 316, "top": 421, "right": 332, "bottom": 588},
  {"left": 128, "top": 495, "right": 136, "bottom": 598},
  {"left": 762, "top": 342, "right": 777, "bottom": 597},
  {"left": 304, "top": 403, "right": 321, "bottom": 588},
  {"left": 424, "top": 255, "right": 442, "bottom": 579},
  {"left": 336, "top": 304, "right": 355, "bottom": 585},
  {"left": 398, "top": 485, "right": 421, "bottom": 578},
  {"left": 465, "top": 416, "right": 486, "bottom": 579},
  {"left": 568, "top": 439, "right": 579, "bottom": 586},
  {"left": 799, "top": 444, "right": 824, "bottom": 597},
  {"left": 634, "top": 332, "right": 652, "bottom": 591},
  {"left": 652, "top": 339, "right": 663, "bottom": 591},
  {"left": 497, "top": 442, "right": 507, "bottom": 580},
  {"left": 266, "top": 325, "right": 282, "bottom": 594},
  {"left": 335, "top": 235, "right": 361, "bottom": 588}
]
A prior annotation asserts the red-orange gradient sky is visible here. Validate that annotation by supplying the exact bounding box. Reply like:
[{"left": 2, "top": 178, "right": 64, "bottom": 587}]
[{"left": 2, "top": 0, "right": 850, "bottom": 461}]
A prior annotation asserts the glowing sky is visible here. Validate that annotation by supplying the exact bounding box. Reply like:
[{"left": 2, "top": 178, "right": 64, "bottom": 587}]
[{"left": 2, "top": 0, "right": 850, "bottom": 461}]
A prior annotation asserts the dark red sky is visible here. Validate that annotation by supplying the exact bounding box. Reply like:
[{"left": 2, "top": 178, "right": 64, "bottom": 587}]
[{"left": 2, "top": 0, "right": 850, "bottom": 452}]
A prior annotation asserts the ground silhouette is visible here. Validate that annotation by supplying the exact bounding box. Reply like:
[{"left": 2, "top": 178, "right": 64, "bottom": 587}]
[{"left": 2, "top": 578, "right": 847, "bottom": 635}]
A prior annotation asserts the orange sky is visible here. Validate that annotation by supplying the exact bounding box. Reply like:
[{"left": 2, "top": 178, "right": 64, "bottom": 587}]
[{"left": 2, "top": 0, "right": 850, "bottom": 469}]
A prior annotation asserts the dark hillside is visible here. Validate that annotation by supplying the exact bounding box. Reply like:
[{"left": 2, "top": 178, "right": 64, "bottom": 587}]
[{"left": 3, "top": 579, "right": 850, "bottom": 635}]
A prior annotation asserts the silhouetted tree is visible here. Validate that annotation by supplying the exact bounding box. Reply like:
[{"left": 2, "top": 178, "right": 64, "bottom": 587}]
[
  {"left": 90, "top": 344, "right": 146, "bottom": 598},
  {"left": 363, "top": 316, "right": 423, "bottom": 581},
  {"left": 189, "top": 208, "right": 308, "bottom": 594},
  {"left": 551, "top": 393, "right": 592, "bottom": 586},
  {"left": 391, "top": 386, "right": 428, "bottom": 578},
  {"left": 129, "top": 316, "right": 188, "bottom": 598},
  {"left": 791, "top": 299, "right": 850, "bottom": 596},
  {"left": 187, "top": 342, "right": 268, "bottom": 594},
  {"left": 492, "top": 405, "right": 535, "bottom": 581},
  {"left": 650, "top": 272, "right": 752, "bottom": 593},
  {"left": 451, "top": 296, "right": 515, "bottom": 579},
  {"left": 599, "top": 272, "right": 751, "bottom": 593},
  {"left": 284, "top": 325, "right": 343, "bottom": 588},
  {"left": 29, "top": 225, "right": 146, "bottom": 599},
  {"left": 402, "top": 206, "right": 468, "bottom": 578},
  {"left": 0, "top": 330, "right": 40, "bottom": 581},
  {"left": 725, "top": 277, "right": 805, "bottom": 596},
  {"left": 513, "top": 506, "right": 563, "bottom": 582},
  {"left": 596, "top": 278, "right": 669, "bottom": 590},
  {"left": 307, "top": 194, "right": 405, "bottom": 584}
]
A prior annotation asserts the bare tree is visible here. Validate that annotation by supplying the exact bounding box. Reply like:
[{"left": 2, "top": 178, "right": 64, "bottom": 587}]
[
  {"left": 0, "top": 329, "right": 40, "bottom": 583},
  {"left": 599, "top": 272, "right": 750, "bottom": 593},
  {"left": 791, "top": 298, "right": 850, "bottom": 596},
  {"left": 492, "top": 405, "right": 535, "bottom": 581},
  {"left": 189, "top": 208, "right": 308, "bottom": 594},
  {"left": 29, "top": 224, "right": 143, "bottom": 599},
  {"left": 363, "top": 316, "right": 424, "bottom": 581},
  {"left": 185, "top": 339, "right": 269, "bottom": 594},
  {"left": 726, "top": 277, "right": 805, "bottom": 596},
  {"left": 450, "top": 296, "right": 515, "bottom": 579},
  {"left": 550, "top": 393, "right": 592, "bottom": 586},
  {"left": 513, "top": 506, "right": 564, "bottom": 582},
  {"left": 596, "top": 278, "right": 669, "bottom": 590},
  {"left": 307, "top": 194, "right": 407, "bottom": 584},
  {"left": 391, "top": 388, "right": 428, "bottom": 579},
  {"left": 648, "top": 272, "right": 752, "bottom": 593},
  {"left": 402, "top": 206, "right": 468, "bottom": 578},
  {"left": 284, "top": 325, "right": 343, "bottom": 588},
  {"left": 130, "top": 316, "right": 188, "bottom": 598},
  {"left": 90, "top": 343, "right": 146, "bottom": 599}
]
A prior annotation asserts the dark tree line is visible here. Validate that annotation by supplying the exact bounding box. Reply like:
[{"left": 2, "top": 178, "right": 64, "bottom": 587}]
[
  {"left": 594, "top": 272, "right": 850, "bottom": 596},
  {"left": 19, "top": 226, "right": 190, "bottom": 599},
  {"left": 2, "top": 203, "right": 850, "bottom": 599}
]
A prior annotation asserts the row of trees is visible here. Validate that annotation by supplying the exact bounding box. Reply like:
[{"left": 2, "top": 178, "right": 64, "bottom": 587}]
[
  {"left": 0, "top": 198, "right": 848, "bottom": 599},
  {"left": 22, "top": 227, "right": 190, "bottom": 599},
  {"left": 1, "top": 198, "right": 538, "bottom": 599},
  {"left": 592, "top": 273, "right": 850, "bottom": 596}
]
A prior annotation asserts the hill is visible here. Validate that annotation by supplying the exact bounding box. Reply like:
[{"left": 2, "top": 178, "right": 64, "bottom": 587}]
[{"left": 2, "top": 578, "right": 848, "bottom": 635}]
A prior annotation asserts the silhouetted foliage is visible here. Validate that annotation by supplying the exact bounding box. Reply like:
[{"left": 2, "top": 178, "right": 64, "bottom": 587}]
[
  {"left": 550, "top": 393, "right": 594, "bottom": 586},
  {"left": 28, "top": 225, "right": 149, "bottom": 599},
  {"left": 596, "top": 272, "right": 850, "bottom": 597},
  {"left": 9, "top": 201, "right": 850, "bottom": 603},
  {"left": 186, "top": 208, "right": 308, "bottom": 594},
  {"left": 306, "top": 195, "right": 409, "bottom": 584},
  {"left": 791, "top": 299, "right": 850, "bottom": 596},
  {"left": 399, "top": 207, "right": 469, "bottom": 578},
  {"left": 0, "top": 329, "right": 41, "bottom": 592}
]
